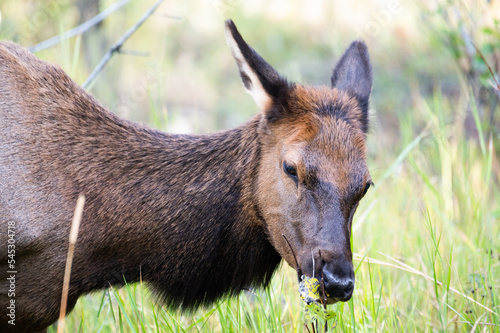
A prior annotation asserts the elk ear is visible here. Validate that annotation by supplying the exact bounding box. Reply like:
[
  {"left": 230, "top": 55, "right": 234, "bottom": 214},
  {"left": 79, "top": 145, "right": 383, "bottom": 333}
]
[
  {"left": 331, "top": 41, "right": 372, "bottom": 132},
  {"left": 225, "top": 19, "right": 289, "bottom": 112}
]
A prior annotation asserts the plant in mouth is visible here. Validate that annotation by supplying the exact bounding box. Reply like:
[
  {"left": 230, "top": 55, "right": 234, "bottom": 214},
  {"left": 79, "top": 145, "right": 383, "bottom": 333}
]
[{"left": 283, "top": 235, "right": 337, "bottom": 332}]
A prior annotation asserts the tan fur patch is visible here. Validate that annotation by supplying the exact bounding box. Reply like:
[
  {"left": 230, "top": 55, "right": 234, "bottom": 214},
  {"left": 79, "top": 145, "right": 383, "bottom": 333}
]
[{"left": 271, "top": 84, "right": 365, "bottom": 146}]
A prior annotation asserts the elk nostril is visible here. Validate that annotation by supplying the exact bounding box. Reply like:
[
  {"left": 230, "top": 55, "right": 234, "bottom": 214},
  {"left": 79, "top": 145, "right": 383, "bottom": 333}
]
[
  {"left": 322, "top": 269, "right": 355, "bottom": 300},
  {"left": 344, "top": 279, "right": 354, "bottom": 296}
]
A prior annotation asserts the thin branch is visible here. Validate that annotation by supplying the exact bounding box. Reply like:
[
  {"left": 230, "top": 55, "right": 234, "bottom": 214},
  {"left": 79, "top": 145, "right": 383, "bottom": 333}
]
[
  {"left": 29, "top": 0, "right": 131, "bottom": 53},
  {"left": 118, "top": 49, "right": 150, "bottom": 57},
  {"left": 472, "top": 42, "right": 500, "bottom": 93},
  {"left": 82, "top": 0, "right": 165, "bottom": 89},
  {"left": 161, "top": 14, "right": 182, "bottom": 20}
]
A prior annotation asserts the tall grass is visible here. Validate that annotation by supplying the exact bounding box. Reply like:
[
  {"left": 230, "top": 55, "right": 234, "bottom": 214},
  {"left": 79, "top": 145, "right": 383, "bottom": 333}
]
[
  {"left": 47, "top": 85, "right": 499, "bottom": 332},
  {"left": 2, "top": 0, "right": 497, "bottom": 331}
]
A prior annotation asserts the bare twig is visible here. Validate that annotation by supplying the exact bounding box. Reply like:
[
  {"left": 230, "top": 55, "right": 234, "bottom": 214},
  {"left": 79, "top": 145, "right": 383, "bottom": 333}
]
[
  {"left": 118, "top": 49, "right": 150, "bottom": 57},
  {"left": 472, "top": 41, "right": 500, "bottom": 132},
  {"left": 57, "top": 195, "right": 85, "bottom": 333},
  {"left": 161, "top": 14, "right": 182, "bottom": 20},
  {"left": 472, "top": 42, "right": 500, "bottom": 93},
  {"left": 29, "top": 0, "right": 131, "bottom": 53},
  {"left": 82, "top": 0, "right": 165, "bottom": 89}
]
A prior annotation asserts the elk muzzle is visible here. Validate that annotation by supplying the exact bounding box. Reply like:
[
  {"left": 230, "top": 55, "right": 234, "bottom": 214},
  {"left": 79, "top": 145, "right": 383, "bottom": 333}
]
[
  {"left": 321, "top": 253, "right": 355, "bottom": 302},
  {"left": 298, "top": 248, "right": 354, "bottom": 303}
]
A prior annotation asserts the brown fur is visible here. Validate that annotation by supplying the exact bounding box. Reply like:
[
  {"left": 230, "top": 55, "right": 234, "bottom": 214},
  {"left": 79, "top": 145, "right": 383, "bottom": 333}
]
[
  {"left": 276, "top": 85, "right": 365, "bottom": 144},
  {"left": 0, "top": 20, "right": 373, "bottom": 332}
]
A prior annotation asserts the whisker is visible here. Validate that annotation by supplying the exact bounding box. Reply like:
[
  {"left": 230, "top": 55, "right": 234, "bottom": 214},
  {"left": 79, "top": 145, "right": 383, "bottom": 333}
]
[
  {"left": 311, "top": 249, "right": 315, "bottom": 279},
  {"left": 282, "top": 234, "right": 302, "bottom": 280}
]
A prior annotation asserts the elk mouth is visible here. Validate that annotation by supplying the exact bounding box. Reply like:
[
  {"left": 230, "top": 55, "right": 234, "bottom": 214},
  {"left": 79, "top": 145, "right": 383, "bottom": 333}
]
[
  {"left": 297, "top": 252, "right": 354, "bottom": 306},
  {"left": 324, "top": 293, "right": 352, "bottom": 304},
  {"left": 282, "top": 235, "right": 354, "bottom": 304},
  {"left": 323, "top": 295, "right": 338, "bottom": 305},
  {"left": 299, "top": 272, "right": 354, "bottom": 306},
  {"left": 317, "top": 272, "right": 354, "bottom": 304}
]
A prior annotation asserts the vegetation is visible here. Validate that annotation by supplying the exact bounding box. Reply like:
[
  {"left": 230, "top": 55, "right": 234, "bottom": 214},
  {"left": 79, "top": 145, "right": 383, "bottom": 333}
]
[{"left": 1, "top": 0, "right": 498, "bottom": 331}]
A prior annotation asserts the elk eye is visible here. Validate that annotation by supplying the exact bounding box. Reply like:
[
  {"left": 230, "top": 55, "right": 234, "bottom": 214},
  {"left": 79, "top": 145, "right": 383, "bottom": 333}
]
[
  {"left": 363, "top": 182, "right": 372, "bottom": 196},
  {"left": 283, "top": 162, "right": 298, "bottom": 179}
]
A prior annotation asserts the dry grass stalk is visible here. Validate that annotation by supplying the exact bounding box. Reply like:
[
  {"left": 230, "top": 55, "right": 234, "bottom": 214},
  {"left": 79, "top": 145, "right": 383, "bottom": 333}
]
[{"left": 57, "top": 195, "right": 85, "bottom": 333}]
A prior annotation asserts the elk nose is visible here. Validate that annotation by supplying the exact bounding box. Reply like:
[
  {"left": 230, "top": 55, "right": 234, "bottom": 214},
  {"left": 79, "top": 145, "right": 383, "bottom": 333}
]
[{"left": 322, "top": 265, "right": 354, "bottom": 300}]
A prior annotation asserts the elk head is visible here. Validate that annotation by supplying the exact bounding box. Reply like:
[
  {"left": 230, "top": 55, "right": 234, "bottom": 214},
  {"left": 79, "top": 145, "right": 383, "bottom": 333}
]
[{"left": 225, "top": 20, "right": 372, "bottom": 303}]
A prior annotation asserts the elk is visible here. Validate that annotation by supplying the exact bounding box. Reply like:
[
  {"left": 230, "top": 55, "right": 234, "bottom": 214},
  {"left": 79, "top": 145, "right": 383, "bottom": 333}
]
[{"left": 0, "top": 20, "right": 373, "bottom": 332}]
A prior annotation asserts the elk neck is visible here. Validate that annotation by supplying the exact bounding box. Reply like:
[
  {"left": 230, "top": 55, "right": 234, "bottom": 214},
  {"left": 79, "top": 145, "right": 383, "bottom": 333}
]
[{"left": 57, "top": 107, "right": 282, "bottom": 308}]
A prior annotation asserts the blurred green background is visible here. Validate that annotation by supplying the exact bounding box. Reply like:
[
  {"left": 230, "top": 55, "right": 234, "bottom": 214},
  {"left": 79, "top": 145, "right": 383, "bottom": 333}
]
[
  {"left": 1, "top": 1, "right": 499, "bottom": 332},
  {"left": 1, "top": 0, "right": 497, "bottom": 141}
]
